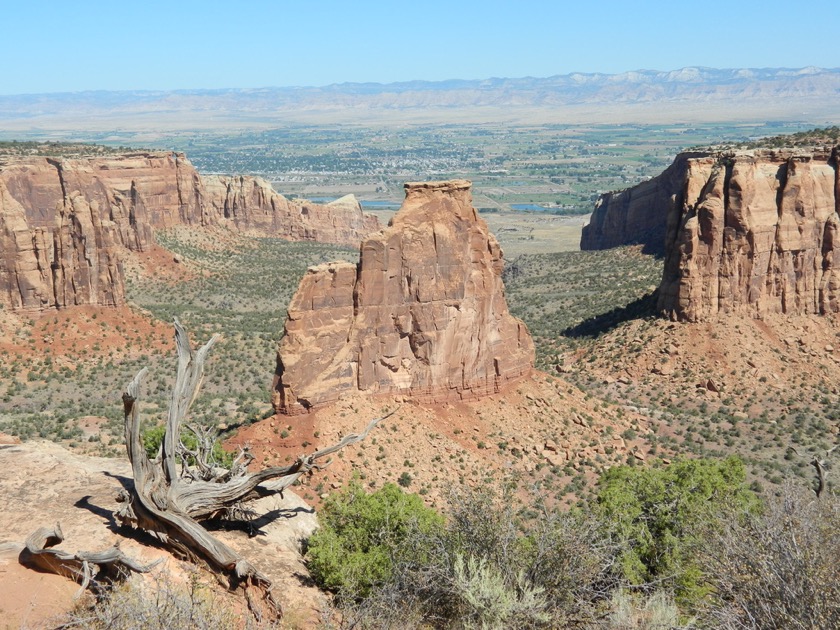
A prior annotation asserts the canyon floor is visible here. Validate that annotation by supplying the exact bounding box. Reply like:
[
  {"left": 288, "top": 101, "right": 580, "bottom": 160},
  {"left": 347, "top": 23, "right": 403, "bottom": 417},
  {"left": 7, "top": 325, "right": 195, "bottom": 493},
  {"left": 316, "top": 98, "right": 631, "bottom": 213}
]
[
  {"left": 2, "top": 217, "right": 836, "bottom": 498},
  {"left": 2, "top": 215, "right": 839, "bottom": 624}
]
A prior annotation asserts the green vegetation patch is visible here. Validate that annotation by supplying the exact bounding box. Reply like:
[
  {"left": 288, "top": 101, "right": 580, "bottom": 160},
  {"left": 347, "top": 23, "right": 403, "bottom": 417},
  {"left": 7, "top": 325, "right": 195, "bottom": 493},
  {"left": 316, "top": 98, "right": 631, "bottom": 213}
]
[
  {"left": 503, "top": 246, "right": 663, "bottom": 367},
  {"left": 0, "top": 140, "right": 142, "bottom": 158},
  {"left": 596, "top": 456, "right": 760, "bottom": 603},
  {"left": 306, "top": 480, "right": 444, "bottom": 601}
]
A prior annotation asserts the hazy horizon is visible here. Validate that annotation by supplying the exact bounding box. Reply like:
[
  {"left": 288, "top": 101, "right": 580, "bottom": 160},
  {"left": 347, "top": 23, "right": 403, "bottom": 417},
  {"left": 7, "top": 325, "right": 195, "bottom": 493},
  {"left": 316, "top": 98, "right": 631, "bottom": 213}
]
[
  {"left": 3, "top": 0, "right": 838, "bottom": 96},
  {"left": 2, "top": 65, "right": 839, "bottom": 98}
]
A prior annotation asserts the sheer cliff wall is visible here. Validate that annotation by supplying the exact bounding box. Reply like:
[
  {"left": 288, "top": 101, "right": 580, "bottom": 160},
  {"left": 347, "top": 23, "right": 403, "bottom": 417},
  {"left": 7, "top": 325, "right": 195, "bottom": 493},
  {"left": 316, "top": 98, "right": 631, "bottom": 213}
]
[
  {"left": 581, "top": 146, "right": 840, "bottom": 321},
  {"left": 0, "top": 152, "right": 379, "bottom": 310}
]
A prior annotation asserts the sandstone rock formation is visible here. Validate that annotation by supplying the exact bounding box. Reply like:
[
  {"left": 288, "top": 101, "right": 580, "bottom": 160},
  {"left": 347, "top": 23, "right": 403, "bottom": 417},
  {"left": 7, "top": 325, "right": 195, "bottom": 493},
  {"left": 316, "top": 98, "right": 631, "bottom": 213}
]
[
  {"left": 203, "top": 175, "right": 378, "bottom": 245},
  {"left": 52, "top": 192, "right": 126, "bottom": 308},
  {"left": 273, "top": 180, "right": 534, "bottom": 414},
  {"left": 658, "top": 147, "right": 840, "bottom": 321},
  {"left": 0, "top": 153, "right": 194, "bottom": 251},
  {"left": 0, "top": 152, "right": 379, "bottom": 310},
  {"left": 581, "top": 152, "right": 709, "bottom": 254},
  {"left": 586, "top": 146, "right": 840, "bottom": 321},
  {"left": 0, "top": 181, "right": 125, "bottom": 309}
]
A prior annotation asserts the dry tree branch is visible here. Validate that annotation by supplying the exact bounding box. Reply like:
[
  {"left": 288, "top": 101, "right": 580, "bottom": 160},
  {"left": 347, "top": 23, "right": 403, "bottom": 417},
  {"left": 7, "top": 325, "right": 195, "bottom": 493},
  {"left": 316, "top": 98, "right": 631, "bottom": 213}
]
[
  {"left": 788, "top": 445, "right": 838, "bottom": 499},
  {"left": 20, "top": 522, "right": 160, "bottom": 597},
  {"left": 113, "top": 318, "right": 394, "bottom": 620}
]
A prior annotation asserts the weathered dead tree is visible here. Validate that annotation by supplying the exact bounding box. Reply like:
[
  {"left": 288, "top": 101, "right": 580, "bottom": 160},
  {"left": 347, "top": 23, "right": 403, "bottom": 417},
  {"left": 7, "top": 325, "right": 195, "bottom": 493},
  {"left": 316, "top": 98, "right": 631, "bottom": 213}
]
[
  {"left": 116, "top": 319, "right": 392, "bottom": 619},
  {"left": 20, "top": 522, "right": 159, "bottom": 596}
]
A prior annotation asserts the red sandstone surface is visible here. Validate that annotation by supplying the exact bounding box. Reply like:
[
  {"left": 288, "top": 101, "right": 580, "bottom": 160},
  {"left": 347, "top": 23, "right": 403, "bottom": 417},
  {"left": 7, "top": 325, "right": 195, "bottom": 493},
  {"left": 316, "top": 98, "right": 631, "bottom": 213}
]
[
  {"left": 272, "top": 180, "right": 534, "bottom": 414},
  {"left": 0, "top": 152, "right": 379, "bottom": 312}
]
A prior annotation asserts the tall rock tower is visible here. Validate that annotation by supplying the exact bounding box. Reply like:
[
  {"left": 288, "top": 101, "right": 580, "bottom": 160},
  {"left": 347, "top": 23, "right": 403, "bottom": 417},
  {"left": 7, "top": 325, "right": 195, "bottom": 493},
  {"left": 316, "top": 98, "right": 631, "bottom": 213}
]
[{"left": 273, "top": 180, "right": 535, "bottom": 414}]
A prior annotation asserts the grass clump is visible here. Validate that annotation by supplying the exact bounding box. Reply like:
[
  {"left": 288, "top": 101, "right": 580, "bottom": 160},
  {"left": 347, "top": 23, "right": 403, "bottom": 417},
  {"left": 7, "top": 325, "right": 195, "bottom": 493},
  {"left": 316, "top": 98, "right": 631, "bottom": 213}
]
[{"left": 61, "top": 572, "right": 238, "bottom": 630}]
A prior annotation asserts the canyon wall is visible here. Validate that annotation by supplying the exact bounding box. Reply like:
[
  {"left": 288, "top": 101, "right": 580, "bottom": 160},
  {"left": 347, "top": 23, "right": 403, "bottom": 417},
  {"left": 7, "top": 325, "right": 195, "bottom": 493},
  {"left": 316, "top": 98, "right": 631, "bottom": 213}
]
[
  {"left": 580, "top": 152, "right": 708, "bottom": 254},
  {"left": 0, "top": 181, "right": 125, "bottom": 309},
  {"left": 658, "top": 147, "right": 840, "bottom": 321},
  {"left": 586, "top": 146, "right": 840, "bottom": 321},
  {"left": 203, "top": 176, "right": 379, "bottom": 245},
  {"left": 273, "top": 180, "right": 535, "bottom": 414},
  {"left": 0, "top": 152, "right": 379, "bottom": 310}
]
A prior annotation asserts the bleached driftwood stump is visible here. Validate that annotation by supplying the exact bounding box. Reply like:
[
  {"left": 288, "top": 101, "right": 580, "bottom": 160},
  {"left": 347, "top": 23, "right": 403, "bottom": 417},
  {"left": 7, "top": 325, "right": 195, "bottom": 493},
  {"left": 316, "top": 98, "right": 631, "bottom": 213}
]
[{"left": 115, "top": 319, "right": 389, "bottom": 619}]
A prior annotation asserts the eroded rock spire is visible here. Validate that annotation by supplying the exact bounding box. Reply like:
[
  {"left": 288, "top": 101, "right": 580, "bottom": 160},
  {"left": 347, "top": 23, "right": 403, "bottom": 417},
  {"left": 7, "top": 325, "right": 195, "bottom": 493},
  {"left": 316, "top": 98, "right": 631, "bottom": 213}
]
[{"left": 272, "top": 180, "right": 535, "bottom": 414}]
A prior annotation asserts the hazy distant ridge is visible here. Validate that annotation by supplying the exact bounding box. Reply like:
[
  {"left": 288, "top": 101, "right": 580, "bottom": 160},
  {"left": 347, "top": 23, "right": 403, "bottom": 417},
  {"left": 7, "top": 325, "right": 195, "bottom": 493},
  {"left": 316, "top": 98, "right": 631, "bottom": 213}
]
[{"left": 2, "top": 67, "right": 838, "bottom": 129}]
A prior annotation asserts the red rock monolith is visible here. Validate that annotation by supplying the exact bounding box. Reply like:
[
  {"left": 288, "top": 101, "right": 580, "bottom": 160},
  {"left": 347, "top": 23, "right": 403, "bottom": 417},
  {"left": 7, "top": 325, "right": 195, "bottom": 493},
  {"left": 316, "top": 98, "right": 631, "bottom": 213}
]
[{"left": 273, "top": 180, "right": 535, "bottom": 414}]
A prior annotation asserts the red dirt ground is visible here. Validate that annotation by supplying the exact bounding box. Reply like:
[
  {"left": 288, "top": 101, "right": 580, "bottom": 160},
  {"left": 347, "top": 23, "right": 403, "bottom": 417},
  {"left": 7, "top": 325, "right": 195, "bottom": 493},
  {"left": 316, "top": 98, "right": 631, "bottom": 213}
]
[{"left": 227, "top": 370, "right": 651, "bottom": 511}]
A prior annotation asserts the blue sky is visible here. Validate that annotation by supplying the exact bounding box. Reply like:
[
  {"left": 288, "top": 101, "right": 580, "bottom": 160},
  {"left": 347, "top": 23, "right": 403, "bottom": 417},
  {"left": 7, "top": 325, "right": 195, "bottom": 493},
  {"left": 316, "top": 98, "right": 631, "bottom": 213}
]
[{"left": 2, "top": 0, "right": 838, "bottom": 95}]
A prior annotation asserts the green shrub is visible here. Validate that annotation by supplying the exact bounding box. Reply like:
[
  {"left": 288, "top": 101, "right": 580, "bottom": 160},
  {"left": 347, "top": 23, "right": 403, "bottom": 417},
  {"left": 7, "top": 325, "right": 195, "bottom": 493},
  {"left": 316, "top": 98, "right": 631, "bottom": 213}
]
[
  {"left": 340, "top": 486, "right": 620, "bottom": 628},
  {"left": 141, "top": 425, "right": 233, "bottom": 468},
  {"left": 397, "top": 471, "right": 412, "bottom": 488},
  {"left": 595, "top": 456, "right": 759, "bottom": 604},
  {"left": 305, "top": 480, "right": 443, "bottom": 601},
  {"left": 450, "top": 552, "right": 550, "bottom": 628}
]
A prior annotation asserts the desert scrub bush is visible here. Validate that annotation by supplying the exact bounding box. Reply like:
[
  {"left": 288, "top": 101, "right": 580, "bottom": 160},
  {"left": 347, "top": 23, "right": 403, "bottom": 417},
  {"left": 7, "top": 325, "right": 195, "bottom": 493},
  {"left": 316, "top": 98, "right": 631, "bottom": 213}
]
[
  {"left": 60, "top": 572, "right": 239, "bottom": 630},
  {"left": 698, "top": 485, "right": 840, "bottom": 629},
  {"left": 341, "top": 486, "right": 620, "bottom": 629},
  {"left": 305, "top": 480, "right": 444, "bottom": 601},
  {"left": 448, "top": 552, "right": 550, "bottom": 628},
  {"left": 595, "top": 456, "right": 759, "bottom": 606},
  {"left": 606, "top": 589, "right": 689, "bottom": 630},
  {"left": 141, "top": 424, "right": 234, "bottom": 468}
]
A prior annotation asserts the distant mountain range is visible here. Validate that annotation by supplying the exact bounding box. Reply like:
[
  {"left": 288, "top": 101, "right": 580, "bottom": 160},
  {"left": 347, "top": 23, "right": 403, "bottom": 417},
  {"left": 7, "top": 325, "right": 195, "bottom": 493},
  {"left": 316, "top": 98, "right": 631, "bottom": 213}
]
[{"left": 2, "top": 67, "right": 839, "bottom": 132}]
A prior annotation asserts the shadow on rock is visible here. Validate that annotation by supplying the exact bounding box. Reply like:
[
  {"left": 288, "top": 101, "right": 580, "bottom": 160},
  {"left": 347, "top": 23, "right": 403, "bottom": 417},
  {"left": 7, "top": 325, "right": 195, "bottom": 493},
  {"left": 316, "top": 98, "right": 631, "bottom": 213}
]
[
  {"left": 102, "top": 470, "right": 135, "bottom": 492},
  {"left": 204, "top": 506, "right": 315, "bottom": 538},
  {"left": 562, "top": 291, "right": 659, "bottom": 339},
  {"left": 74, "top": 495, "right": 121, "bottom": 532}
]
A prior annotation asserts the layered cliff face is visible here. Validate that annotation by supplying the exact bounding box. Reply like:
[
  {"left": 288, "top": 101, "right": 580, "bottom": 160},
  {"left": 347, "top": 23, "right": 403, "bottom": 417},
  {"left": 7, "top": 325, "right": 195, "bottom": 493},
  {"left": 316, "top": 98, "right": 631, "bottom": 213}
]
[
  {"left": 203, "top": 176, "right": 378, "bottom": 247},
  {"left": 0, "top": 152, "right": 379, "bottom": 310},
  {"left": 273, "top": 180, "right": 535, "bottom": 414},
  {"left": 580, "top": 152, "right": 709, "bottom": 254},
  {"left": 0, "top": 153, "right": 199, "bottom": 251},
  {"left": 0, "top": 181, "right": 125, "bottom": 309},
  {"left": 659, "top": 147, "right": 840, "bottom": 321}
]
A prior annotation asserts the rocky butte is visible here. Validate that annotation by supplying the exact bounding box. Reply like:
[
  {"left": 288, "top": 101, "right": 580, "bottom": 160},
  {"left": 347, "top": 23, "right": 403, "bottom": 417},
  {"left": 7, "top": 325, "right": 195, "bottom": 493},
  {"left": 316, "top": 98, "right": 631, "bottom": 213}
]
[
  {"left": 0, "top": 152, "right": 379, "bottom": 311},
  {"left": 582, "top": 145, "right": 840, "bottom": 322},
  {"left": 272, "top": 180, "right": 535, "bottom": 414}
]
